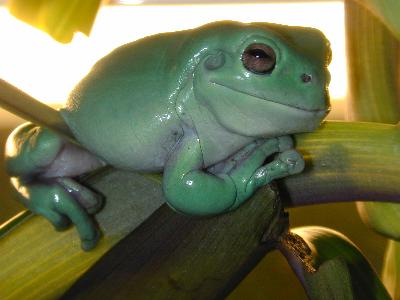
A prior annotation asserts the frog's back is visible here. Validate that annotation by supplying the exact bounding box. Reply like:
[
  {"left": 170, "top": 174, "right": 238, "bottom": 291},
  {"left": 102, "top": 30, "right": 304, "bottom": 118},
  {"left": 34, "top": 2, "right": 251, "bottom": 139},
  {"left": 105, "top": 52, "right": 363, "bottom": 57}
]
[{"left": 61, "top": 33, "right": 187, "bottom": 172}]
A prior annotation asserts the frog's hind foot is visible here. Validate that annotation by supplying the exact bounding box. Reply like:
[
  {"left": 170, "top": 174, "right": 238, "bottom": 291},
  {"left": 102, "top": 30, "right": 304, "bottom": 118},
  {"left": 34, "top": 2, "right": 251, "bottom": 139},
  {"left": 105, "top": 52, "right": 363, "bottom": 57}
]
[
  {"left": 5, "top": 123, "right": 105, "bottom": 250},
  {"left": 11, "top": 177, "right": 102, "bottom": 250}
]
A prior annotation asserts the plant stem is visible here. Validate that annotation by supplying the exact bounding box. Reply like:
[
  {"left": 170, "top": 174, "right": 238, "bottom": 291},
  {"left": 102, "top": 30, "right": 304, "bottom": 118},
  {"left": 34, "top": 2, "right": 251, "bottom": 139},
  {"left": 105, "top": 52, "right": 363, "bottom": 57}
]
[
  {"left": 0, "top": 79, "right": 72, "bottom": 137},
  {"left": 282, "top": 121, "right": 400, "bottom": 206}
]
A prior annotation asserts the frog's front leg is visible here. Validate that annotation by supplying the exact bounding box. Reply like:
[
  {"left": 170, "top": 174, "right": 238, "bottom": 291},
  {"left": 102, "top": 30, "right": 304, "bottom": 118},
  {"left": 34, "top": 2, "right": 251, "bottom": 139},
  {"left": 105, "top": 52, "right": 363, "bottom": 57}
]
[
  {"left": 163, "top": 131, "right": 236, "bottom": 215},
  {"left": 5, "top": 123, "right": 104, "bottom": 250},
  {"left": 163, "top": 132, "right": 303, "bottom": 216},
  {"left": 216, "top": 135, "right": 304, "bottom": 210},
  {"left": 208, "top": 136, "right": 293, "bottom": 175},
  {"left": 228, "top": 139, "right": 304, "bottom": 210}
]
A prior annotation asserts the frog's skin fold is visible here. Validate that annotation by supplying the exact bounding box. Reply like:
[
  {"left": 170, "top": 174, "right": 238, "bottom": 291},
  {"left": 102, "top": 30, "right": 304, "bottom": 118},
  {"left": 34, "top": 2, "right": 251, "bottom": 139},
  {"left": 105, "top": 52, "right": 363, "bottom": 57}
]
[{"left": 5, "top": 21, "right": 330, "bottom": 250}]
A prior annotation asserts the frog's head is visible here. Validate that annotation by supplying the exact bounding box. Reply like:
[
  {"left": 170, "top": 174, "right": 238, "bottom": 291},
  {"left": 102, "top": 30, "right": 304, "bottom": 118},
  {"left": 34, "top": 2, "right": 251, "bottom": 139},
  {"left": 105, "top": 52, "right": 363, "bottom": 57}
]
[{"left": 192, "top": 21, "right": 331, "bottom": 138}]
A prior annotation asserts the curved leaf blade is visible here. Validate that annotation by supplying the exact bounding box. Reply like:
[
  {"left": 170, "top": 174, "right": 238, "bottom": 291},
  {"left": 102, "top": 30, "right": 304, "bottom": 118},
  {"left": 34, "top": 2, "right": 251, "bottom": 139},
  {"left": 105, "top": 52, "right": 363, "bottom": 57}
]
[
  {"left": 382, "top": 240, "right": 400, "bottom": 299},
  {"left": 279, "top": 226, "right": 391, "bottom": 300}
]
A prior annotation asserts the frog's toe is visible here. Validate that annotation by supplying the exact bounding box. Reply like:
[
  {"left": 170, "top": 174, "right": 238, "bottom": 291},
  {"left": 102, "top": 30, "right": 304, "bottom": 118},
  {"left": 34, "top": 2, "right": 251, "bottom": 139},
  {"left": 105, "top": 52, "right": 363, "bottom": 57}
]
[
  {"left": 277, "top": 136, "right": 294, "bottom": 152},
  {"left": 81, "top": 230, "right": 101, "bottom": 251},
  {"left": 56, "top": 178, "right": 103, "bottom": 214},
  {"left": 37, "top": 208, "right": 71, "bottom": 231},
  {"left": 53, "top": 189, "right": 101, "bottom": 251},
  {"left": 278, "top": 150, "right": 305, "bottom": 175}
]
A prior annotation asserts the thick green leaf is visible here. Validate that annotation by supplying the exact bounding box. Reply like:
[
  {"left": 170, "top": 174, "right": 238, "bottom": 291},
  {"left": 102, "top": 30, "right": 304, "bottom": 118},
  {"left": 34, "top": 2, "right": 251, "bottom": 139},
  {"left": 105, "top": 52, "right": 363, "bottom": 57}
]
[
  {"left": 279, "top": 226, "right": 391, "bottom": 299},
  {"left": 7, "top": 0, "right": 102, "bottom": 43},
  {"left": 61, "top": 182, "right": 283, "bottom": 299},
  {"left": 305, "top": 259, "right": 353, "bottom": 300}
]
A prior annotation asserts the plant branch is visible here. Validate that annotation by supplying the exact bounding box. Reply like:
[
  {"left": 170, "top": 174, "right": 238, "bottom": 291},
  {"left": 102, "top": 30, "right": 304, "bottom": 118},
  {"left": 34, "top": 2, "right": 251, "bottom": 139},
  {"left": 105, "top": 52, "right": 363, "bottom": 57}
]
[{"left": 282, "top": 121, "right": 400, "bottom": 207}]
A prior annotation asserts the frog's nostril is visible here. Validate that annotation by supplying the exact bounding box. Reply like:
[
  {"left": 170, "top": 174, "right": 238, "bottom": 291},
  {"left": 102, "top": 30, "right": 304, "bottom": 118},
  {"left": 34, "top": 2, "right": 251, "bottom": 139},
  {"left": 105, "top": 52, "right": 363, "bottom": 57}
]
[{"left": 301, "top": 73, "right": 312, "bottom": 83}]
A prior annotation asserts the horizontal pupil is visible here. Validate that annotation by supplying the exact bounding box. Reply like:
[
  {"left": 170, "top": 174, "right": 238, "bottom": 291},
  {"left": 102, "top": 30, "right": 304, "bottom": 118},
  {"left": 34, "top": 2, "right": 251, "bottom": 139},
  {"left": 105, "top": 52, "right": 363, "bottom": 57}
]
[{"left": 249, "top": 49, "right": 268, "bottom": 59}]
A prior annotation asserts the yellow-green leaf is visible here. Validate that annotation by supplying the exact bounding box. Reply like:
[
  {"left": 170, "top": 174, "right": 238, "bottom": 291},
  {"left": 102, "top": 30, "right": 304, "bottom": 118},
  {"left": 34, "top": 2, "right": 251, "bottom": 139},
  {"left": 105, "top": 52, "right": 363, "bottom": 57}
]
[
  {"left": 382, "top": 240, "right": 400, "bottom": 299},
  {"left": 355, "top": 0, "right": 400, "bottom": 40},
  {"left": 346, "top": 0, "right": 400, "bottom": 124},
  {"left": 7, "top": 0, "right": 102, "bottom": 43},
  {"left": 0, "top": 169, "right": 164, "bottom": 300}
]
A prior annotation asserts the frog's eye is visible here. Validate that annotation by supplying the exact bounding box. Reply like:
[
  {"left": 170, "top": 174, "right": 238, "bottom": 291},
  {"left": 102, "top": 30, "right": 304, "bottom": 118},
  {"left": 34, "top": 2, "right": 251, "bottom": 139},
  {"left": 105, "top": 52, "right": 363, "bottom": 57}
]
[{"left": 242, "top": 43, "right": 276, "bottom": 75}]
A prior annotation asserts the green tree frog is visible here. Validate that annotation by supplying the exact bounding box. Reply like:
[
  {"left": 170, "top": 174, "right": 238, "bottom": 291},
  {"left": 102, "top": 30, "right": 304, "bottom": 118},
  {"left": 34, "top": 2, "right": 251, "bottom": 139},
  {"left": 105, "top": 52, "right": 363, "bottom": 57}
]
[{"left": 5, "top": 21, "right": 331, "bottom": 250}]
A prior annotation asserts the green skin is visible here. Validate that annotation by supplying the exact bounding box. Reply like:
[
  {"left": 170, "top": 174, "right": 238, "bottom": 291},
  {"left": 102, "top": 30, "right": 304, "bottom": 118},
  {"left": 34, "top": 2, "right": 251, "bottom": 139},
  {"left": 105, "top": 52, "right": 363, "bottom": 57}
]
[{"left": 5, "top": 21, "right": 330, "bottom": 250}]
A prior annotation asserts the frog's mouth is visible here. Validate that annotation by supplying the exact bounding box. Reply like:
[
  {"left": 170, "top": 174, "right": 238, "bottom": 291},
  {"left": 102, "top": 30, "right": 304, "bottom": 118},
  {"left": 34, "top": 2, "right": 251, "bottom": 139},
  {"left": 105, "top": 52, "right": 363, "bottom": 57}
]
[{"left": 210, "top": 80, "right": 328, "bottom": 115}]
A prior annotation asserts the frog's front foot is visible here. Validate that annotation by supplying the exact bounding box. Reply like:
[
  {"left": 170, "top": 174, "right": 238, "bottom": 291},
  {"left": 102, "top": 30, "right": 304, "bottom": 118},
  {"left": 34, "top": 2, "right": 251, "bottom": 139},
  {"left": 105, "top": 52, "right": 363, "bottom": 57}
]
[
  {"left": 228, "top": 138, "right": 304, "bottom": 210},
  {"left": 250, "top": 149, "right": 304, "bottom": 187},
  {"left": 278, "top": 149, "right": 305, "bottom": 175}
]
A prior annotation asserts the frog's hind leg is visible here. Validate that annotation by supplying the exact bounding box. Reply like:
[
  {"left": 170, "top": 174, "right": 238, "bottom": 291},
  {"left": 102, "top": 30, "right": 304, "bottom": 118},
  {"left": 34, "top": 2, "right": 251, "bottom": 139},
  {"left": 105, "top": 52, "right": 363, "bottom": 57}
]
[{"left": 5, "top": 123, "right": 105, "bottom": 250}]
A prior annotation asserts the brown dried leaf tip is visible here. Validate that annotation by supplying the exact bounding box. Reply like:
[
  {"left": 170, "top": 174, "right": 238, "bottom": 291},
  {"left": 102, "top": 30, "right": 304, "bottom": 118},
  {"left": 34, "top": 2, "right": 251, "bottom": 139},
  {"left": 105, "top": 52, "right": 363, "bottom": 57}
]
[{"left": 281, "top": 231, "right": 316, "bottom": 273}]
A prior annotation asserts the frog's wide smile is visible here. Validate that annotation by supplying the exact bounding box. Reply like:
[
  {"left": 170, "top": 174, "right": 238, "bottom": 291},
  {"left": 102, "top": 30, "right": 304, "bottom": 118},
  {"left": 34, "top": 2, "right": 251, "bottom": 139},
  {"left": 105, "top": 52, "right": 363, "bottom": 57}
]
[{"left": 209, "top": 80, "right": 327, "bottom": 114}]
